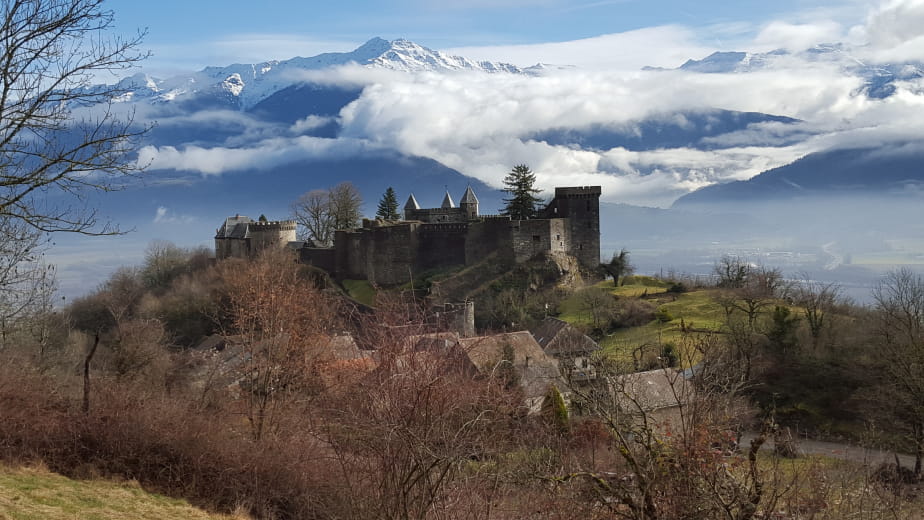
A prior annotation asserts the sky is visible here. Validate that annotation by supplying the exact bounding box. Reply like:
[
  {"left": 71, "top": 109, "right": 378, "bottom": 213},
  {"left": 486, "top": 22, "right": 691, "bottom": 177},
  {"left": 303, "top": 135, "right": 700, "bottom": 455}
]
[
  {"left": 106, "top": 0, "right": 869, "bottom": 74},
  {"left": 44, "top": 0, "right": 924, "bottom": 298}
]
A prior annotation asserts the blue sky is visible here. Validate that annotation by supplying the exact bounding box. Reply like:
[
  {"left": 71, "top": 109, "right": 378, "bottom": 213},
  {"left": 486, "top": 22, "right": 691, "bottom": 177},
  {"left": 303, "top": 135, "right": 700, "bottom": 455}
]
[{"left": 107, "top": 0, "right": 867, "bottom": 73}]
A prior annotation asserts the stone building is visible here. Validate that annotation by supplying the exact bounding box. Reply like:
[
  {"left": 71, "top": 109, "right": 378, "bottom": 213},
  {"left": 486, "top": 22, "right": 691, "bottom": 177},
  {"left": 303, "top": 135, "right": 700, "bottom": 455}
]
[
  {"left": 214, "top": 215, "right": 297, "bottom": 260},
  {"left": 298, "top": 185, "right": 601, "bottom": 286},
  {"left": 215, "top": 185, "right": 601, "bottom": 286}
]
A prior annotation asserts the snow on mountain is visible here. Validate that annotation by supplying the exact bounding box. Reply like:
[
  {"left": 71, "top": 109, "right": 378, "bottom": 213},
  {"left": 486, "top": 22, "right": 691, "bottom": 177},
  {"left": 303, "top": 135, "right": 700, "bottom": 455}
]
[
  {"left": 666, "top": 44, "right": 924, "bottom": 99},
  {"left": 100, "top": 37, "right": 523, "bottom": 111}
]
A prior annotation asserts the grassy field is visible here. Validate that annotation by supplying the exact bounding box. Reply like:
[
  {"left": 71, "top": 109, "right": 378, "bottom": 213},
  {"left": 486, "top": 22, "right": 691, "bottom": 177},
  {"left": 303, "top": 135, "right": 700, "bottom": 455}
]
[
  {"left": 558, "top": 277, "right": 728, "bottom": 365},
  {"left": 0, "top": 465, "right": 245, "bottom": 520},
  {"left": 342, "top": 279, "right": 376, "bottom": 306}
]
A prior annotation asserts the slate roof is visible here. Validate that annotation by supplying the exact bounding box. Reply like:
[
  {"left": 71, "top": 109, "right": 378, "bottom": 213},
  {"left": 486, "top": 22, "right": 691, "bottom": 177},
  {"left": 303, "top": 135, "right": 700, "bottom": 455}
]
[
  {"left": 441, "top": 190, "right": 456, "bottom": 208},
  {"left": 458, "top": 331, "right": 563, "bottom": 402},
  {"left": 216, "top": 215, "right": 253, "bottom": 239},
  {"left": 531, "top": 317, "right": 600, "bottom": 356},
  {"left": 404, "top": 193, "right": 421, "bottom": 210},
  {"left": 460, "top": 185, "right": 479, "bottom": 204}
]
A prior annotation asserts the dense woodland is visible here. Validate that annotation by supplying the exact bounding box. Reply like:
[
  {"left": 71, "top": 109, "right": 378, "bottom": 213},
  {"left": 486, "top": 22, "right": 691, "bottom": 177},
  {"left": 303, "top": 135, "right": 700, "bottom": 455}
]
[{"left": 1, "top": 241, "right": 924, "bottom": 519}]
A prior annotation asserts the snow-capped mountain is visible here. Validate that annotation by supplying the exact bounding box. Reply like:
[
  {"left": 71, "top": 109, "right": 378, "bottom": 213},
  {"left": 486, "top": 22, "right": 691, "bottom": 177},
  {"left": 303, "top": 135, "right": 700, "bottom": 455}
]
[
  {"left": 661, "top": 44, "right": 924, "bottom": 99},
  {"left": 99, "top": 37, "right": 524, "bottom": 111}
]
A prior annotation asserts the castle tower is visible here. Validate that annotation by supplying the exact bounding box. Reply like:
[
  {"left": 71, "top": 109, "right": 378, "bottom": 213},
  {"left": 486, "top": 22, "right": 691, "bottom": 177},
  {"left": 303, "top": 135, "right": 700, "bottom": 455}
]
[
  {"left": 441, "top": 190, "right": 455, "bottom": 209},
  {"left": 404, "top": 193, "right": 421, "bottom": 220},
  {"left": 459, "top": 185, "right": 479, "bottom": 220},
  {"left": 544, "top": 187, "right": 601, "bottom": 270}
]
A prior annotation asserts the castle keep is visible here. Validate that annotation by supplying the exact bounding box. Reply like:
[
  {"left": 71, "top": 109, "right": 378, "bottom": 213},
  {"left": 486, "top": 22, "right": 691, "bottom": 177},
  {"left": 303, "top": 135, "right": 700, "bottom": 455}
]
[
  {"left": 216, "top": 186, "right": 601, "bottom": 286},
  {"left": 214, "top": 215, "right": 297, "bottom": 259}
]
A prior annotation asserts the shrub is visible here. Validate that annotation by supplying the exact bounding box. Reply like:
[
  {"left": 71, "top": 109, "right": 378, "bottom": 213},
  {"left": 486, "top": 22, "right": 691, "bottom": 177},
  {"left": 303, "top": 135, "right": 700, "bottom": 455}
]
[
  {"left": 608, "top": 299, "right": 656, "bottom": 330},
  {"left": 655, "top": 308, "right": 674, "bottom": 323}
]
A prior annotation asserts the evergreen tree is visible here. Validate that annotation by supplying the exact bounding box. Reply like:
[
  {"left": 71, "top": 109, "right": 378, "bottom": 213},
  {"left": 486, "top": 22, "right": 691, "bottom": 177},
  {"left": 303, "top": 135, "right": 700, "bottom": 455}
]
[
  {"left": 375, "top": 187, "right": 401, "bottom": 220},
  {"left": 501, "top": 164, "right": 543, "bottom": 220}
]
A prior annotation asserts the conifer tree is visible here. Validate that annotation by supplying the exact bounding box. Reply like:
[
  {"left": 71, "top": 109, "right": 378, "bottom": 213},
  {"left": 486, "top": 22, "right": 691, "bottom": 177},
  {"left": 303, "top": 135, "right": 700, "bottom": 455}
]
[
  {"left": 376, "top": 187, "right": 400, "bottom": 220},
  {"left": 501, "top": 165, "right": 543, "bottom": 220}
]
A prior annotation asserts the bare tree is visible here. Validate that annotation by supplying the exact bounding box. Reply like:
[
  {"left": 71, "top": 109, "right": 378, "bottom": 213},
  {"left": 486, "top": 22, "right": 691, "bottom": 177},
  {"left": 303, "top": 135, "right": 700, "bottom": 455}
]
[
  {"left": 1, "top": 0, "right": 149, "bottom": 234},
  {"left": 292, "top": 189, "right": 333, "bottom": 245},
  {"left": 793, "top": 277, "right": 843, "bottom": 351},
  {"left": 579, "top": 286, "right": 617, "bottom": 331},
  {"left": 328, "top": 181, "right": 363, "bottom": 231},
  {"left": 292, "top": 181, "right": 363, "bottom": 246},
  {"left": 220, "top": 248, "right": 341, "bottom": 441},
  {"left": 559, "top": 347, "right": 779, "bottom": 520},
  {"left": 601, "top": 248, "right": 634, "bottom": 287},
  {"left": 0, "top": 215, "right": 54, "bottom": 345},
  {"left": 872, "top": 268, "right": 924, "bottom": 477}
]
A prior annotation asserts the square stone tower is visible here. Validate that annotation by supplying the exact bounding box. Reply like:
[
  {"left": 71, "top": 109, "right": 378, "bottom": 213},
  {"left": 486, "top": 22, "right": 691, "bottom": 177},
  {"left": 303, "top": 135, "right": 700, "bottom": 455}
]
[{"left": 542, "top": 186, "right": 601, "bottom": 269}]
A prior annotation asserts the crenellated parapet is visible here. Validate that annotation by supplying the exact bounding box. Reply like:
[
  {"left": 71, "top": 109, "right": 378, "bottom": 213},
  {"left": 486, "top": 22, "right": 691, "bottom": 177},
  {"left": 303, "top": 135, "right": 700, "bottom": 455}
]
[{"left": 217, "top": 184, "right": 601, "bottom": 285}]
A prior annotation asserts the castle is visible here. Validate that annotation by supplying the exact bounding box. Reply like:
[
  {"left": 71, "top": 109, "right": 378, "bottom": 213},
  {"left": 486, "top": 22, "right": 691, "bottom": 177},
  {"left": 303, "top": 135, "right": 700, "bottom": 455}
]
[
  {"left": 215, "top": 186, "right": 601, "bottom": 286},
  {"left": 214, "top": 215, "right": 297, "bottom": 259}
]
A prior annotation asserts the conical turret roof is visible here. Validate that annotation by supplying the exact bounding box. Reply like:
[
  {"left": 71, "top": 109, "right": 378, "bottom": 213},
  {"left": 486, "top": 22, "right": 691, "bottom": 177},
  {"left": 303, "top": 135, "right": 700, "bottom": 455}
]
[
  {"left": 460, "top": 185, "right": 479, "bottom": 204},
  {"left": 441, "top": 190, "right": 455, "bottom": 208},
  {"left": 404, "top": 193, "right": 420, "bottom": 210}
]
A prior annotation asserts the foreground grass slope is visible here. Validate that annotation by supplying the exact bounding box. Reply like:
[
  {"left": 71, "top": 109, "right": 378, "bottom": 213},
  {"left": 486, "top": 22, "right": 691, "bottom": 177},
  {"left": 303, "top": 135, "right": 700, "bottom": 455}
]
[{"left": 0, "top": 465, "right": 245, "bottom": 520}]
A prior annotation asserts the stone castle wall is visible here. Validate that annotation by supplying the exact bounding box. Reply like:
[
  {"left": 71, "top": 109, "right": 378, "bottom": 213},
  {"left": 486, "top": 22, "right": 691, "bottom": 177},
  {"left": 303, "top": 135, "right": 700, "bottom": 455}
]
[
  {"left": 248, "top": 221, "right": 296, "bottom": 252},
  {"left": 215, "top": 186, "right": 600, "bottom": 286},
  {"left": 542, "top": 187, "right": 600, "bottom": 269},
  {"left": 464, "top": 218, "right": 514, "bottom": 266},
  {"left": 406, "top": 207, "right": 468, "bottom": 223},
  {"left": 511, "top": 218, "right": 570, "bottom": 263},
  {"left": 215, "top": 219, "right": 296, "bottom": 259},
  {"left": 418, "top": 223, "right": 468, "bottom": 272}
]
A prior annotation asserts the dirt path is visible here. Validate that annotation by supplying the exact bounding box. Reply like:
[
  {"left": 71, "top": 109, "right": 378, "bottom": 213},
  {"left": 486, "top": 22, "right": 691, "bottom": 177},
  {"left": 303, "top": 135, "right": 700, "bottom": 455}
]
[{"left": 740, "top": 432, "right": 917, "bottom": 468}]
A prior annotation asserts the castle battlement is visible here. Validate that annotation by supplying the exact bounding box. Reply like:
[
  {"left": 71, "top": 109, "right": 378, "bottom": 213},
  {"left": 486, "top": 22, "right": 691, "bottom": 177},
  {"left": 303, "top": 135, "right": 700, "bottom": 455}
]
[
  {"left": 214, "top": 215, "right": 297, "bottom": 260},
  {"left": 218, "top": 185, "right": 601, "bottom": 287},
  {"left": 420, "top": 223, "right": 469, "bottom": 233},
  {"left": 554, "top": 186, "right": 602, "bottom": 197},
  {"left": 249, "top": 220, "right": 296, "bottom": 230}
]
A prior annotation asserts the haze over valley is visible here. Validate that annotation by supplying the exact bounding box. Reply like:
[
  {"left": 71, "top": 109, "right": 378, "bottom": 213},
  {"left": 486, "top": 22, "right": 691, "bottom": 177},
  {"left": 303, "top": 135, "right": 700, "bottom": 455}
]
[{"left": 46, "top": 0, "right": 924, "bottom": 301}]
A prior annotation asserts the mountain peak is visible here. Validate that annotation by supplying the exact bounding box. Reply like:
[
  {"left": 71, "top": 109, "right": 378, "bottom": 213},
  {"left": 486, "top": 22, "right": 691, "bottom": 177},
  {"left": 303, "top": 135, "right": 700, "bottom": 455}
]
[
  {"left": 98, "top": 37, "right": 524, "bottom": 111},
  {"left": 354, "top": 37, "right": 393, "bottom": 58}
]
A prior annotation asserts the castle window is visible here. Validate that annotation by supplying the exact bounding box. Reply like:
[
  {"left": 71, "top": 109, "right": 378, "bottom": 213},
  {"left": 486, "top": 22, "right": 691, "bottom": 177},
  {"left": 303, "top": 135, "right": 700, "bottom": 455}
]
[
  {"left": 532, "top": 235, "right": 541, "bottom": 243},
  {"left": 579, "top": 243, "right": 583, "bottom": 250},
  {"left": 556, "top": 234, "right": 560, "bottom": 240}
]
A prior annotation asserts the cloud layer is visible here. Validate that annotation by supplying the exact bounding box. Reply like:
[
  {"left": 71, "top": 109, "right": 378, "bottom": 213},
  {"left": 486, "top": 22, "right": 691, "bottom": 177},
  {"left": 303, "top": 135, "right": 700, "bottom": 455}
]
[{"left": 133, "top": 0, "right": 924, "bottom": 208}]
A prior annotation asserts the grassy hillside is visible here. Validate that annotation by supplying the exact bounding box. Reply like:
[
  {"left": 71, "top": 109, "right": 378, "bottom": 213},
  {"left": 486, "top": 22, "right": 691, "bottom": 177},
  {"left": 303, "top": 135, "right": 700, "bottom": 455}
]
[
  {"left": 0, "top": 465, "right": 245, "bottom": 520},
  {"left": 558, "top": 277, "right": 728, "bottom": 364}
]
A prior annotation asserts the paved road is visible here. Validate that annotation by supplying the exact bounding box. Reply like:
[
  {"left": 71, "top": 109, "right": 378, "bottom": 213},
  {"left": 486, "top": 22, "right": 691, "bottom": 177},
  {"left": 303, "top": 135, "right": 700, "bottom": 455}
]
[{"left": 740, "top": 432, "right": 917, "bottom": 468}]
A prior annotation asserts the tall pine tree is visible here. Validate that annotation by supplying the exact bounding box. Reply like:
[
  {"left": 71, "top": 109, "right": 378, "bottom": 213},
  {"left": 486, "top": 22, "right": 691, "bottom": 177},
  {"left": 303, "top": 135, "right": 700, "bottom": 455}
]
[
  {"left": 376, "top": 187, "right": 400, "bottom": 220},
  {"left": 501, "top": 164, "right": 543, "bottom": 220}
]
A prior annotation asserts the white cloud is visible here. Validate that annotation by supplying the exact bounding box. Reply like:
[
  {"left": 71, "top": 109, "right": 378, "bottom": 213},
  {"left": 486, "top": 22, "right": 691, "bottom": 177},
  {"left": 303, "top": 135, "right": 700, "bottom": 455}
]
[
  {"left": 137, "top": 136, "right": 386, "bottom": 176},
  {"left": 855, "top": 0, "right": 924, "bottom": 61},
  {"left": 754, "top": 21, "right": 845, "bottom": 51},
  {"left": 124, "top": 5, "right": 924, "bottom": 208},
  {"left": 444, "top": 26, "right": 716, "bottom": 71},
  {"left": 153, "top": 206, "right": 195, "bottom": 224},
  {"left": 331, "top": 59, "right": 892, "bottom": 206}
]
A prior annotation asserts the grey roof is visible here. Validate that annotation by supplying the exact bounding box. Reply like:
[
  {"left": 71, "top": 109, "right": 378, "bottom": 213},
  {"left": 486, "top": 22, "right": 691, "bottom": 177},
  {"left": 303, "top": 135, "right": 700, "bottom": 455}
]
[
  {"left": 405, "top": 193, "right": 421, "bottom": 210},
  {"left": 460, "top": 185, "right": 479, "bottom": 204},
  {"left": 216, "top": 215, "right": 253, "bottom": 239},
  {"left": 458, "top": 331, "right": 563, "bottom": 402},
  {"left": 441, "top": 190, "right": 455, "bottom": 209},
  {"left": 531, "top": 317, "right": 600, "bottom": 356}
]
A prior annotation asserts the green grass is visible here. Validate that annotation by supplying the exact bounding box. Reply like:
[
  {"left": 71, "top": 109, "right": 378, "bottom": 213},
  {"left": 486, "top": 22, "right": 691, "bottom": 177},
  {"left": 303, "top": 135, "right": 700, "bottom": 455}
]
[
  {"left": 0, "top": 464, "right": 245, "bottom": 520},
  {"left": 342, "top": 279, "right": 376, "bottom": 306},
  {"left": 558, "top": 279, "right": 729, "bottom": 366}
]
